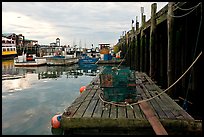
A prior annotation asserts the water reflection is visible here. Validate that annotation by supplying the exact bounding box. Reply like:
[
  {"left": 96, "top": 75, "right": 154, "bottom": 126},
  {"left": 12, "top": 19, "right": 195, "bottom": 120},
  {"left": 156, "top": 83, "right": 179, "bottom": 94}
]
[
  {"left": 2, "top": 60, "right": 102, "bottom": 93},
  {"left": 2, "top": 60, "right": 103, "bottom": 135},
  {"left": 2, "top": 60, "right": 17, "bottom": 75},
  {"left": 2, "top": 60, "right": 101, "bottom": 80}
]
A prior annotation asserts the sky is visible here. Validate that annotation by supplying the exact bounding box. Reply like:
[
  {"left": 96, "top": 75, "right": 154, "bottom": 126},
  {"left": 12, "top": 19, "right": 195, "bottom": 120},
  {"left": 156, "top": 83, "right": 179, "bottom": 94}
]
[{"left": 2, "top": 2, "right": 168, "bottom": 48}]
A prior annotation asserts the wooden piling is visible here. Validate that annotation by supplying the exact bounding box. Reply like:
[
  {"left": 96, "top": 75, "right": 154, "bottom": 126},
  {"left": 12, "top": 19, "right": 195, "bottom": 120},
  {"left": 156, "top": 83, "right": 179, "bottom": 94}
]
[
  {"left": 150, "top": 3, "right": 157, "bottom": 79},
  {"left": 135, "top": 34, "right": 139, "bottom": 71},
  {"left": 140, "top": 15, "right": 146, "bottom": 72},
  {"left": 136, "top": 19, "right": 139, "bottom": 31},
  {"left": 167, "top": 2, "right": 175, "bottom": 97}
]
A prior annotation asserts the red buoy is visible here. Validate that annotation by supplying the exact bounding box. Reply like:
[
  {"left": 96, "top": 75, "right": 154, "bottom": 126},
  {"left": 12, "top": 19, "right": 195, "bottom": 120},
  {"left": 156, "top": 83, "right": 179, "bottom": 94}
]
[
  {"left": 51, "top": 114, "right": 61, "bottom": 128},
  {"left": 80, "top": 86, "right": 86, "bottom": 93}
]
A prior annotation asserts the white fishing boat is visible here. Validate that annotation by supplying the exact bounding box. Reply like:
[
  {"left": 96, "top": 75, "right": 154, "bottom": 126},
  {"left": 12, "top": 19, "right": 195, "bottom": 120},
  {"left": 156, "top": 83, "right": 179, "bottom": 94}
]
[{"left": 14, "top": 52, "right": 47, "bottom": 67}]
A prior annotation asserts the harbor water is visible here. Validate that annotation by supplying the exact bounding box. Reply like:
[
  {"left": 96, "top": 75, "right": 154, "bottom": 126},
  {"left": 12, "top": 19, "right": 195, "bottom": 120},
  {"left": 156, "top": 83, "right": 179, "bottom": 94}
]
[{"left": 2, "top": 60, "right": 102, "bottom": 135}]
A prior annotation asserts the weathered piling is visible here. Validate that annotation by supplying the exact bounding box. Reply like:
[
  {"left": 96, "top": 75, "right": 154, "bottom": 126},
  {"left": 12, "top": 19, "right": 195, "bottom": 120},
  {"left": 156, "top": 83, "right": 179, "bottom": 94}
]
[
  {"left": 167, "top": 2, "right": 175, "bottom": 96},
  {"left": 150, "top": 3, "right": 157, "bottom": 79},
  {"left": 140, "top": 15, "right": 146, "bottom": 72}
]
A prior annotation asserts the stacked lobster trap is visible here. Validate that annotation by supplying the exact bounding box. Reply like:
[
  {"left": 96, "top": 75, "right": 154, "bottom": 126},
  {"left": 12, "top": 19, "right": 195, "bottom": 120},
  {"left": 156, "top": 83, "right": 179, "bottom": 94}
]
[{"left": 99, "top": 66, "right": 138, "bottom": 103}]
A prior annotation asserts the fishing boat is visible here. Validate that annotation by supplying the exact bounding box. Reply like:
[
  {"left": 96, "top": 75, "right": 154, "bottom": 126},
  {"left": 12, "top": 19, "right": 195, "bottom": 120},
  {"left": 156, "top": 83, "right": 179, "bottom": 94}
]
[
  {"left": 45, "top": 56, "right": 78, "bottom": 66},
  {"left": 2, "top": 36, "right": 17, "bottom": 60},
  {"left": 14, "top": 52, "right": 47, "bottom": 67},
  {"left": 78, "top": 53, "right": 99, "bottom": 65}
]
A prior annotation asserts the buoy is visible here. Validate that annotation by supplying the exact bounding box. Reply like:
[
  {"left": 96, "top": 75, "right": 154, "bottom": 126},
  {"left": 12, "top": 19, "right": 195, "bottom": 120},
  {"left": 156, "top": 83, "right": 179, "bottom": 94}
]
[
  {"left": 51, "top": 114, "right": 61, "bottom": 128},
  {"left": 80, "top": 86, "right": 86, "bottom": 93}
]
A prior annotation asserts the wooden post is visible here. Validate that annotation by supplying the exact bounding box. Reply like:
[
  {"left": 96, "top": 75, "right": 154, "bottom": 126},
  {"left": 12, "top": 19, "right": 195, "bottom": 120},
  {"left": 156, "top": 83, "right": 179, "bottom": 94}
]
[
  {"left": 135, "top": 34, "right": 139, "bottom": 71},
  {"left": 130, "top": 37, "right": 135, "bottom": 69},
  {"left": 128, "top": 36, "right": 131, "bottom": 67},
  {"left": 125, "top": 32, "right": 129, "bottom": 65},
  {"left": 137, "top": 35, "right": 140, "bottom": 71},
  {"left": 135, "top": 16, "right": 139, "bottom": 71},
  {"left": 136, "top": 16, "right": 139, "bottom": 31},
  {"left": 130, "top": 28, "right": 135, "bottom": 69},
  {"left": 150, "top": 3, "right": 157, "bottom": 78},
  {"left": 140, "top": 33, "right": 143, "bottom": 72},
  {"left": 167, "top": 2, "right": 175, "bottom": 96},
  {"left": 140, "top": 15, "right": 146, "bottom": 72},
  {"left": 144, "top": 35, "right": 147, "bottom": 73}
]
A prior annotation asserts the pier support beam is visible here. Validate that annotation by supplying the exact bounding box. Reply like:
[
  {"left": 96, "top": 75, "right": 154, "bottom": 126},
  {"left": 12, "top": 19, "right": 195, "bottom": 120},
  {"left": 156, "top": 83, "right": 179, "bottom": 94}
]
[
  {"left": 167, "top": 2, "right": 175, "bottom": 97},
  {"left": 140, "top": 15, "right": 146, "bottom": 72},
  {"left": 150, "top": 3, "right": 157, "bottom": 79}
]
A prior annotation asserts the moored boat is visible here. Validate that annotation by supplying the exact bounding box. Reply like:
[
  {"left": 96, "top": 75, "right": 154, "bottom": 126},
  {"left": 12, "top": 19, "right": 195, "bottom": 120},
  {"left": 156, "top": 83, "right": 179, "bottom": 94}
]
[
  {"left": 14, "top": 53, "right": 47, "bottom": 67},
  {"left": 78, "top": 53, "right": 99, "bottom": 65},
  {"left": 2, "top": 36, "right": 17, "bottom": 60}
]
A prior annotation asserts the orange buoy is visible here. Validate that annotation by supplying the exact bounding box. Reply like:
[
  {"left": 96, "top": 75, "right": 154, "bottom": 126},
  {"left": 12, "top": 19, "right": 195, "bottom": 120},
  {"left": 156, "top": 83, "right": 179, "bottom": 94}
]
[
  {"left": 51, "top": 114, "right": 61, "bottom": 128},
  {"left": 80, "top": 86, "right": 86, "bottom": 93}
]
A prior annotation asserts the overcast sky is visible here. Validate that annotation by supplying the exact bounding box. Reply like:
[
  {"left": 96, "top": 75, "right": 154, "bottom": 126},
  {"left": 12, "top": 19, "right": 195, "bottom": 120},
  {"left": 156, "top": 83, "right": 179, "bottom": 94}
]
[{"left": 2, "top": 2, "right": 168, "bottom": 48}]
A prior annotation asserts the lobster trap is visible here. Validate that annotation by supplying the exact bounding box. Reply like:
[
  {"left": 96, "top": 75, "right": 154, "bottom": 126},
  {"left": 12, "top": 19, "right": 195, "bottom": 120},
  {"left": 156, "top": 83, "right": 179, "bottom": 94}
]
[{"left": 99, "top": 66, "right": 138, "bottom": 102}]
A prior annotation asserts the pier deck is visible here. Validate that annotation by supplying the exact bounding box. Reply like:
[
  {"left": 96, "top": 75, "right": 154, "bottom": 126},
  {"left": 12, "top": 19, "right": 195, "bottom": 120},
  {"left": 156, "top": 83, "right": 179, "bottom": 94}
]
[{"left": 61, "top": 71, "right": 202, "bottom": 135}]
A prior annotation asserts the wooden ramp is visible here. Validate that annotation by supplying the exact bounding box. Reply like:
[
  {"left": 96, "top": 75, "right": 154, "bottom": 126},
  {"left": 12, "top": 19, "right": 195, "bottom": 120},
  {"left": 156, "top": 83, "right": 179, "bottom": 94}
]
[{"left": 61, "top": 72, "right": 202, "bottom": 135}]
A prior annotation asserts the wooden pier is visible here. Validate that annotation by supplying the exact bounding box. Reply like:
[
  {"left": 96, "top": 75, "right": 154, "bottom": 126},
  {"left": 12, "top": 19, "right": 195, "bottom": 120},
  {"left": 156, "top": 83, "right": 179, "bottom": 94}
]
[
  {"left": 61, "top": 71, "right": 202, "bottom": 135},
  {"left": 115, "top": 2, "right": 203, "bottom": 119}
]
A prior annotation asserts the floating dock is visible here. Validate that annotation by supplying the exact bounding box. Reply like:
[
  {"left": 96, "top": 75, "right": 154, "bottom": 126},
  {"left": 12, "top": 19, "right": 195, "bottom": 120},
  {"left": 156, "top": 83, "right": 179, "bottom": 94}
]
[{"left": 61, "top": 71, "right": 202, "bottom": 135}]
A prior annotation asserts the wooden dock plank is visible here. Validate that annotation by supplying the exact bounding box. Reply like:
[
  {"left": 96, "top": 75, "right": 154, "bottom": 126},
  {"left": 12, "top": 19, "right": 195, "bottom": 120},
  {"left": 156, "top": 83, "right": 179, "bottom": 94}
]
[
  {"left": 73, "top": 85, "right": 98, "bottom": 118},
  {"left": 140, "top": 83, "right": 168, "bottom": 119},
  {"left": 92, "top": 90, "right": 104, "bottom": 118},
  {"left": 117, "top": 106, "right": 126, "bottom": 118},
  {"left": 133, "top": 86, "right": 146, "bottom": 119},
  {"left": 63, "top": 85, "right": 94, "bottom": 117},
  {"left": 139, "top": 101, "right": 168, "bottom": 135},
  {"left": 148, "top": 89, "right": 175, "bottom": 119},
  {"left": 133, "top": 104, "right": 145, "bottom": 119},
  {"left": 143, "top": 83, "right": 175, "bottom": 119},
  {"left": 142, "top": 73, "right": 194, "bottom": 120},
  {"left": 126, "top": 106, "right": 135, "bottom": 119},
  {"left": 135, "top": 73, "right": 164, "bottom": 119},
  {"left": 109, "top": 104, "right": 117, "bottom": 118},
  {"left": 137, "top": 72, "right": 178, "bottom": 119},
  {"left": 82, "top": 89, "right": 100, "bottom": 118},
  {"left": 101, "top": 103, "right": 111, "bottom": 118}
]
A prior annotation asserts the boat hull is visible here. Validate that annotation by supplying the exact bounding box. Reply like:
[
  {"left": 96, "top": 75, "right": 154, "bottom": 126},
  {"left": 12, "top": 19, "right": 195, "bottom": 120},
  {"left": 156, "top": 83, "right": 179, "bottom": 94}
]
[
  {"left": 79, "top": 58, "right": 99, "bottom": 64},
  {"left": 14, "top": 57, "right": 47, "bottom": 67},
  {"left": 45, "top": 57, "right": 78, "bottom": 66},
  {"left": 14, "top": 62, "right": 47, "bottom": 67}
]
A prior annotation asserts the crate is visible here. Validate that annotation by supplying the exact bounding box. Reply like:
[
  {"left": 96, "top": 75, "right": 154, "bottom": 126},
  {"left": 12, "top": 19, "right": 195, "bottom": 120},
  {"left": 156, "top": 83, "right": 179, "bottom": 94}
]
[{"left": 99, "top": 66, "right": 137, "bottom": 102}]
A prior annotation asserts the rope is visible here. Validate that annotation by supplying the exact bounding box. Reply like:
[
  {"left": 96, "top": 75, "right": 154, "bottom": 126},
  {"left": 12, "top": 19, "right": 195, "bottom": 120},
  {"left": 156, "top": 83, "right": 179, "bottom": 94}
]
[
  {"left": 98, "top": 51, "right": 202, "bottom": 107},
  {"left": 168, "top": 3, "right": 201, "bottom": 18},
  {"left": 176, "top": 2, "right": 201, "bottom": 11}
]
